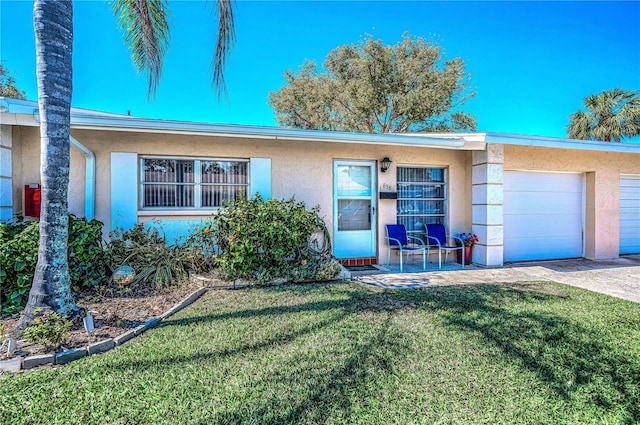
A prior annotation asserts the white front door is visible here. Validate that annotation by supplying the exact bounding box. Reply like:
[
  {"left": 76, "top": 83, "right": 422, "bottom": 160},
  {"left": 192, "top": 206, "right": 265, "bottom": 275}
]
[{"left": 333, "top": 160, "right": 377, "bottom": 258}]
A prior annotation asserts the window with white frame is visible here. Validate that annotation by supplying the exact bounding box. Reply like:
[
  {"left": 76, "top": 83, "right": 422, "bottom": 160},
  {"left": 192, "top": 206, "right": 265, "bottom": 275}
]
[
  {"left": 140, "top": 157, "right": 249, "bottom": 209},
  {"left": 396, "top": 167, "right": 447, "bottom": 235}
]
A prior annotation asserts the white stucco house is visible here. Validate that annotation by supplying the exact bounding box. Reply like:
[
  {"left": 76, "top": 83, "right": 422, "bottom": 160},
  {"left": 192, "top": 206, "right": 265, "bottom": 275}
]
[{"left": 1, "top": 97, "right": 639, "bottom": 267}]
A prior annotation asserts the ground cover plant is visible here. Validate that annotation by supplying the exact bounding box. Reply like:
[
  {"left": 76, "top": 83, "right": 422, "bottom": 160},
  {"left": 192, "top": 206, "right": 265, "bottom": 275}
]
[
  {"left": 0, "top": 215, "right": 109, "bottom": 316},
  {"left": 21, "top": 308, "right": 72, "bottom": 351},
  {"left": 1, "top": 281, "right": 638, "bottom": 424},
  {"left": 107, "top": 224, "right": 188, "bottom": 288}
]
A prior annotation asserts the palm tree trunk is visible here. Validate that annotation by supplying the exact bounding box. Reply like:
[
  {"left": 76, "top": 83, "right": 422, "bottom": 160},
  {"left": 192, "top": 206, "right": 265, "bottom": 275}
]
[{"left": 18, "top": 0, "right": 75, "bottom": 331}]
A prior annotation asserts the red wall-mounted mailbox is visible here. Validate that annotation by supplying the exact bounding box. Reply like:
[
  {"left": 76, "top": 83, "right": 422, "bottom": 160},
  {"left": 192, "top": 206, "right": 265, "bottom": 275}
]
[{"left": 24, "top": 184, "right": 41, "bottom": 217}]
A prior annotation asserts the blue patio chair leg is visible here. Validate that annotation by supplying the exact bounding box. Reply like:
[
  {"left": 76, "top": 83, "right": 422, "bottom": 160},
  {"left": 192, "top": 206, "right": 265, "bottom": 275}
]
[
  {"left": 438, "top": 251, "right": 442, "bottom": 269},
  {"left": 399, "top": 248, "right": 403, "bottom": 273},
  {"left": 422, "top": 249, "right": 426, "bottom": 270}
]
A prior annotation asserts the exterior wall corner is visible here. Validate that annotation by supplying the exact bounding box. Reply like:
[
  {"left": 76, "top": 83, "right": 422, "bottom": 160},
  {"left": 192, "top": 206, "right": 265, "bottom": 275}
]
[
  {"left": 472, "top": 145, "right": 504, "bottom": 266},
  {"left": 0, "top": 125, "right": 13, "bottom": 222}
]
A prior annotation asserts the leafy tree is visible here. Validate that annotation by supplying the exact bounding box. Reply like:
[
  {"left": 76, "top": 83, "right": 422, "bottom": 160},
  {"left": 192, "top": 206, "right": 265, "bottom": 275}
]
[
  {"left": 567, "top": 88, "right": 640, "bottom": 142},
  {"left": 18, "top": 0, "right": 235, "bottom": 331},
  {"left": 269, "top": 33, "right": 476, "bottom": 133},
  {"left": 0, "top": 64, "right": 27, "bottom": 99}
]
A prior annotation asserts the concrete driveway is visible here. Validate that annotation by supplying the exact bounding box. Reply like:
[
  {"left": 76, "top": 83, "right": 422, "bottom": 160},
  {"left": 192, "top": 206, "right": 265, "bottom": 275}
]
[{"left": 353, "top": 254, "right": 640, "bottom": 303}]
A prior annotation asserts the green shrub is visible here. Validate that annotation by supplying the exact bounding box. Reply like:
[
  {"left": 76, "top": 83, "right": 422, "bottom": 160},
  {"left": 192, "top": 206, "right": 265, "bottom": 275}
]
[
  {"left": 22, "top": 308, "right": 72, "bottom": 351},
  {"left": 0, "top": 215, "right": 109, "bottom": 317},
  {"left": 288, "top": 258, "right": 343, "bottom": 283},
  {"left": 212, "top": 195, "right": 338, "bottom": 284},
  {"left": 107, "top": 223, "right": 188, "bottom": 288},
  {"left": 181, "top": 220, "right": 218, "bottom": 274},
  {"left": 67, "top": 216, "right": 110, "bottom": 289},
  {"left": 0, "top": 220, "right": 39, "bottom": 316}
]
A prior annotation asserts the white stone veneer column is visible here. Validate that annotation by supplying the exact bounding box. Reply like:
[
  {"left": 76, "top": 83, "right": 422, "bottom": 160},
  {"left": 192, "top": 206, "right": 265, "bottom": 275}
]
[
  {"left": 472, "top": 143, "right": 504, "bottom": 266},
  {"left": 0, "top": 125, "right": 12, "bottom": 222}
]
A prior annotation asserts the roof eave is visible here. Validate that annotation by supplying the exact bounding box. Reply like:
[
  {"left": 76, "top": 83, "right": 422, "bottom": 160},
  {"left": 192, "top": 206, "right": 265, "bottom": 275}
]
[
  {"left": 485, "top": 132, "right": 640, "bottom": 153},
  {"left": 68, "top": 114, "right": 470, "bottom": 149}
]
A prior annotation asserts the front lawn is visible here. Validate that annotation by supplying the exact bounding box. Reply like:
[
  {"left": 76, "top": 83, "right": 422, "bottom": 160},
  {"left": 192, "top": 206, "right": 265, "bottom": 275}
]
[{"left": 1, "top": 281, "right": 639, "bottom": 424}]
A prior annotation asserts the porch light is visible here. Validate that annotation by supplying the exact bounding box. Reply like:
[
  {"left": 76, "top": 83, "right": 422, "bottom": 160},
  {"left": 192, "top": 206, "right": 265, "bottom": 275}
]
[{"left": 380, "top": 157, "right": 392, "bottom": 173}]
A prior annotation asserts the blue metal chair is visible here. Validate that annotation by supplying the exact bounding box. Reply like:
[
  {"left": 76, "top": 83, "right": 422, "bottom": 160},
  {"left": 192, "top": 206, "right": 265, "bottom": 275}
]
[
  {"left": 385, "top": 224, "right": 427, "bottom": 272},
  {"left": 424, "top": 224, "right": 465, "bottom": 269}
]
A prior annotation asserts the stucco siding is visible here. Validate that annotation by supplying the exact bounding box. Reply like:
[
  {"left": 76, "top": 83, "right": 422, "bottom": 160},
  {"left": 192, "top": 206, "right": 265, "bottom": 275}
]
[
  {"left": 11, "top": 126, "right": 86, "bottom": 218},
  {"left": 13, "top": 128, "right": 469, "bottom": 262},
  {"left": 69, "top": 146, "right": 85, "bottom": 217}
]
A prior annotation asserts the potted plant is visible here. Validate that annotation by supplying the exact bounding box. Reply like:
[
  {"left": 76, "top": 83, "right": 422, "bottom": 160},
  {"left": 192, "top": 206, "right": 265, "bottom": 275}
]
[{"left": 454, "top": 233, "right": 479, "bottom": 265}]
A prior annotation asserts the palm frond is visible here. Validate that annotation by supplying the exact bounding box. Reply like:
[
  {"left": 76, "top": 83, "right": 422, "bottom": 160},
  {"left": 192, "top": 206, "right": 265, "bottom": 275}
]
[
  {"left": 112, "top": 0, "right": 172, "bottom": 99},
  {"left": 568, "top": 88, "right": 640, "bottom": 142},
  {"left": 210, "top": 0, "right": 236, "bottom": 100},
  {"left": 567, "top": 111, "right": 592, "bottom": 140}
]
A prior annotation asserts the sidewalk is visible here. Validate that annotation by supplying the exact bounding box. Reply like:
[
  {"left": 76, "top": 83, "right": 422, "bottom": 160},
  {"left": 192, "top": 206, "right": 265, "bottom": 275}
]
[{"left": 352, "top": 255, "right": 640, "bottom": 303}]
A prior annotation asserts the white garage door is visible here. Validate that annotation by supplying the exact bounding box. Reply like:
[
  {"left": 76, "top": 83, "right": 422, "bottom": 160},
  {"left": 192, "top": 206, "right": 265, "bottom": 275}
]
[
  {"left": 620, "top": 175, "right": 640, "bottom": 255},
  {"left": 504, "top": 171, "right": 583, "bottom": 262}
]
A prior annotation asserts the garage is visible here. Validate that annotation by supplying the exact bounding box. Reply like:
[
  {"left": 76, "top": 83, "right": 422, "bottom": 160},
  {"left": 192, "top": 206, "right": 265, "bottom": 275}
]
[
  {"left": 504, "top": 171, "right": 584, "bottom": 262},
  {"left": 620, "top": 175, "right": 640, "bottom": 255}
]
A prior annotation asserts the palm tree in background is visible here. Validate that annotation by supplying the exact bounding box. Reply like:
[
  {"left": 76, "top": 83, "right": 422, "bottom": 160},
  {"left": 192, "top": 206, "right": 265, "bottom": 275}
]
[
  {"left": 18, "top": 0, "right": 235, "bottom": 330},
  {"left": 567, "top": 88, "right": 640, "bottom": 143}
]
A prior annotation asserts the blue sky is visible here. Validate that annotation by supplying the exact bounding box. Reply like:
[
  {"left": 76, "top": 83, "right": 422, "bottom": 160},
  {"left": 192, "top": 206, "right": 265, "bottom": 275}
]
[{"left": 1, "top": 1, "right": 639, "bottom": 139}]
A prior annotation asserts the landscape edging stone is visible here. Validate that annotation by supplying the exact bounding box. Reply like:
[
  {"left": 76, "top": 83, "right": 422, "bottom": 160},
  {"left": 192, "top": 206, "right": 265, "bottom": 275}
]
[
  {"left": 55, "top": 348, "right": 87, "bottom": 365},
  {"left": 22, "top": 354, "right": 55, "bottom": 370},
  {"left": 87, "top": 338, "right": 115, "bottom": 355},
  {"left": 3, "top": 287, "right": 208, "bottom": 372}
]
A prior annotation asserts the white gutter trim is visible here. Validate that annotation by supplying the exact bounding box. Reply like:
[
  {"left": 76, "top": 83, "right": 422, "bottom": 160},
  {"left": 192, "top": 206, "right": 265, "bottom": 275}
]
[
  {"left": 69, "top": 136, "right": 95, "bottom": 220},
  {"left": 4, "top": 97, "right": 637, "bottom": 152},
  {"left": 1, "top": 108, "right": 476, "bottom": 149},
  {"left": 68, "top": 114, "right": 467, "bottom": 149},
  {"left": 485, "top": 133, "right": 640, "bottom": 153}
]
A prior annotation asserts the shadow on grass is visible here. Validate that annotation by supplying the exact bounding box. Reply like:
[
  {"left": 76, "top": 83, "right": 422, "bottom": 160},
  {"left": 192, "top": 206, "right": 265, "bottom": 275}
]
[
  {"left": 410, "top": 284, "right": 640, "bottom": 423},
  {"left": 107, "top": 288, "right": 402, "bottom": 370},
  {"left": 213, "top": 313, "right": 409, "bottom": 424},
  {"left": 158, "top": 285, "right": 409, "bottom": 329},
  {"left": 108, "top": 308, "right": 351, "bottom": 372},
  {"left": 111, "top": 283, "right": 639, "bottom": 423}
]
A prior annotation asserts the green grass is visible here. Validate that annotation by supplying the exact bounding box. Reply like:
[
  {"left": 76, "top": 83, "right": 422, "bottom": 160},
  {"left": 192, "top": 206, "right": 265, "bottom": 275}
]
[{"left": 1, "top": 281, "right": 639, "bottom": 424}]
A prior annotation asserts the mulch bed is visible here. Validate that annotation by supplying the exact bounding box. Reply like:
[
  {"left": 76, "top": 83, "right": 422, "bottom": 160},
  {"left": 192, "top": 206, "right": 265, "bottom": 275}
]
[{"left": 0, "top": 281, "right": 201, "bottom": 361}]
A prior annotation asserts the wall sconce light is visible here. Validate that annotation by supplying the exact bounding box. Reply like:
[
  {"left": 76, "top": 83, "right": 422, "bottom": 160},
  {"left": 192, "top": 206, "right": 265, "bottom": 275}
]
[{"left": 380, "top": 157, "right": 392, "bottom": 173}]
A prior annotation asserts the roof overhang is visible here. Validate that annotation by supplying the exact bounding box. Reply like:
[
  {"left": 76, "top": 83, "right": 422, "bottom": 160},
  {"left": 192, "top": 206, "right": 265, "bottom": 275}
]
[
  {"left": 2, "top": 97, "right": 638, "bottom": 153},
  {"left": 484, "top": 132, "right": 640, "bottom": 154},
  {"left": 0, "top": 97, "right": 471, "bottom": 150}
]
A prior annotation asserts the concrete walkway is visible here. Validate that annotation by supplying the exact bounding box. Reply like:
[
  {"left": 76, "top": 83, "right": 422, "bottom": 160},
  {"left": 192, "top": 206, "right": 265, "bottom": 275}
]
[{"left": 352, "top": 254, "right": 640, "bottom": 303}]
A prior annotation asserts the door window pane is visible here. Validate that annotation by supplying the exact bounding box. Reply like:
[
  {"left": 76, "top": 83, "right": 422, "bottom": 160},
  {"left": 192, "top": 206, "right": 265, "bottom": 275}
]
[
  {"left": 338, "top": 199, "right": 371, "bottom": 231},
  {"left": 337, "top": 166, "right": 372, "bottom": 197}
]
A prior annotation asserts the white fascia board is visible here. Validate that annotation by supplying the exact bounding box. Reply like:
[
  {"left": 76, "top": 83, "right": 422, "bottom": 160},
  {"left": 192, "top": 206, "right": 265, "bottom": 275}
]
[
  {"left": 0, "top": 97, "right": 475, "bottom": 150},
  {"left": 1, "top": 97, "right": 129, "bottom": 119},
  {"left": 486, "top": 132, "right": 640, "bottom": 153},
  {"left": 0, "top": 112, "right": 39, "bottom": 127},
  {"left": 401, "top": 132, "right": 488, "bottom": 143},
  {"left": 68, "top": 114, "right": 469, "bottom": 149},
  {"left": 0, "top": 97, "right": 470, "bottom": 149}
]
